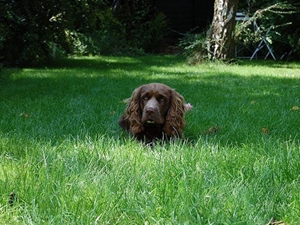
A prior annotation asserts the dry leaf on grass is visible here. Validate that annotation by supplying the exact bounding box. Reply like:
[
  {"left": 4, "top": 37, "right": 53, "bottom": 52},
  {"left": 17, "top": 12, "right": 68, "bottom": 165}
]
[
  {"left": 205, "top": 126, "right": 221, "bottom": 135},
  {"left": 19, "top": 112, "right": 31, "bottom": 118},
  {"left": 261, "top": 127, "right": 269, "bottom": 134}
]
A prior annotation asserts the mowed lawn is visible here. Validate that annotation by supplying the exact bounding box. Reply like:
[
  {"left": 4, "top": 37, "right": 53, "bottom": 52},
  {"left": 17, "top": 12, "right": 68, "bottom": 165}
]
[{"left": 0, "top": 55, "right": 300, "bottom": 224}]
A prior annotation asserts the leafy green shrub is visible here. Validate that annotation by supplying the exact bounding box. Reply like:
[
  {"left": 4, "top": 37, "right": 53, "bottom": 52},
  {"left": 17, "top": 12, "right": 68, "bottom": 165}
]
[
  {"left": 236, "top": 1, "right": 300, "bottom": 59},
  {"left": 0, "top": 0, "right": 109, "bottom": 66},
  {"left": 0, "top": 0, "right": 169, "bottom": 66},
  {"left": 63, "top": 8, "right": 126, "bottom": 56},
  {"left": 70, "top": 1, "right": 170, "bottom": 56},
  {"left": 113, "top": 0, "right": 170, "bottom": 54},
  {"left": 0, "top": 0, "right": 69, "bottom": 66},
  {"left": 179, "top": 32, "right": 209, "bottom": 64},
  {"left": 128, "top": 12, "right": 169, "bottom": 52}
]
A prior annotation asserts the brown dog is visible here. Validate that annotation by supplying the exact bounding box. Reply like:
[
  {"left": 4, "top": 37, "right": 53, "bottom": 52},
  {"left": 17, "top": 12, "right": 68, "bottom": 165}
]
[{"left": 119, "top": 83, "right": 186, "bottom": 143}]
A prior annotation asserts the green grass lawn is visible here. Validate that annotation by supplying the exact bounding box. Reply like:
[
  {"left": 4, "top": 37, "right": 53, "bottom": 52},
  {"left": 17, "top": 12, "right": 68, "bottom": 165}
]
[{"left": 1, "top": 55, "right": 300, "bottom": 224}]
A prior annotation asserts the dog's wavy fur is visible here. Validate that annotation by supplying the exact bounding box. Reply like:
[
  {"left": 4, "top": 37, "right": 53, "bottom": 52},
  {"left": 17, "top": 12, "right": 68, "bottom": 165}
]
[{"left": 119, "top": 83, "right": 186, "bottom": 142}]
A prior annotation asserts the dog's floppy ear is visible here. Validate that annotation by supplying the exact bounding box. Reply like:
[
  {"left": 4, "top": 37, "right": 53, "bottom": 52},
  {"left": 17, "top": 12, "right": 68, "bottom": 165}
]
[
  {"left": 122, "top": 86, "right": 144, "bottom": 134},
  {"left": 163, "top": 89, "right": 186, "bottom": 137}
]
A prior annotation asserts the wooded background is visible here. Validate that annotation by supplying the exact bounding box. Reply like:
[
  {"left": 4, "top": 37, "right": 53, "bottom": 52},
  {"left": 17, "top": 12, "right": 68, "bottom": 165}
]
[{"left": 0, "top": 0, "right": 299, "bottom": 66}]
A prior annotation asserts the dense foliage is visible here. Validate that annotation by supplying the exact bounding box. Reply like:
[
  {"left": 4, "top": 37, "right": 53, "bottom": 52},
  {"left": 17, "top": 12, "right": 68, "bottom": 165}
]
[
  {"left": 180, "top": 0, "right": 300, "bottom": 62},
  {"left": 237, "top": 0, "right": 300, "bottom": 59},
  {"left": 1, "top": 0, "right": 299, "bottom": 66},
  {"left": 0, "top": 0, "right": 106, "bottom": 66},
  {"left": 0, "top": 0, "right": 169, "bottom": 66}
]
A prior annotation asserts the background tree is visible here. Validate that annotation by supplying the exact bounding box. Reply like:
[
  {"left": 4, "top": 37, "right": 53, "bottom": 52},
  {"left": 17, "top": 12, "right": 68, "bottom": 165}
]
[
  {"left": 207, "top": 0, "right": 239, "bottom": 61},
  {"left": 181, "top": 0, "right": 299, "bottom": 63}
]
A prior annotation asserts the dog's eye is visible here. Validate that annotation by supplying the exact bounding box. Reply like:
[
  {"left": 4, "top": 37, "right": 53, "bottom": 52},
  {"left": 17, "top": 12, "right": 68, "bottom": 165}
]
[
  {"left": 159, "top": 97, "right": 165, "bottom": 103},
  {"left": 143, "top": 96, "right": 149, "bottom": 101}
]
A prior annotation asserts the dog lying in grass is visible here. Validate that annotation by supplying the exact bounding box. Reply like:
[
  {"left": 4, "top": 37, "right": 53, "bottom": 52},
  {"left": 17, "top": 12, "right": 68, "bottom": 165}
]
[{"left": 119, "top": 83, "right": 192, "bottom": 143}]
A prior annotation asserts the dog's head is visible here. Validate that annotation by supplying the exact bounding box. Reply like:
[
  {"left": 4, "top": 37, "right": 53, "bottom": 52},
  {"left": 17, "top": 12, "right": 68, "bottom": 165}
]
[{"left": 120, "top": 83, "right": 186, "bottom": 137}]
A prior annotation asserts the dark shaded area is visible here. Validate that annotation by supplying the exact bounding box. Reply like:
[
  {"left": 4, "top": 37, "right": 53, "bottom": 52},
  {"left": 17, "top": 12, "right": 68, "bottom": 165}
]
[{"left": 154, "top": 0, "right": 214, "bottom": 35}]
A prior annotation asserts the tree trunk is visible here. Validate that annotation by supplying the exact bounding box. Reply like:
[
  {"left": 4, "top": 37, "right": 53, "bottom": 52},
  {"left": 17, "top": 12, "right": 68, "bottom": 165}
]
[{"left": 208, "top": 0, "right": 239, "bottom": 60}]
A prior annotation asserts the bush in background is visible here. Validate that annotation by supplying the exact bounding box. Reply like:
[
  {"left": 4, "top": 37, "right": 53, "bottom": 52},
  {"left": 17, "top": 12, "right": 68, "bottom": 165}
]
[
  {"left": 0, "top": 0, "right": 169, "bottom": 66},
  {"left": 237, "top": 1, "right": 300, "bottom": 60},
  {"left": 179, "top": 32, "right": 209, "bottom": 64}
]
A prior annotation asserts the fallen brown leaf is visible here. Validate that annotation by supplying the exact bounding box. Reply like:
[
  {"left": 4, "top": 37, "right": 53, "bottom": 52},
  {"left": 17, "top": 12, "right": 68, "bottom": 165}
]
[
  {"left": 205, "top": 126, "right": 221, "bottom": 135},
  {"left": 261, "top": 127, "right": 269, "bottom": 134}
]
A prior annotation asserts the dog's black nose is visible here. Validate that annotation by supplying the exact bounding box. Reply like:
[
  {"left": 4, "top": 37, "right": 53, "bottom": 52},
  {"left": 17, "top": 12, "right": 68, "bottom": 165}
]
[{"left": 146, "top": 107, "right": 155, "bottom": 115}]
